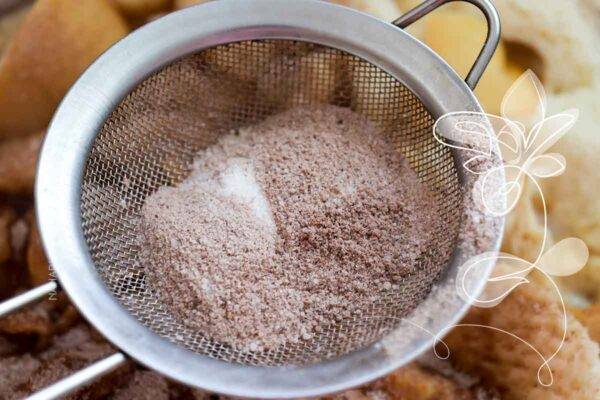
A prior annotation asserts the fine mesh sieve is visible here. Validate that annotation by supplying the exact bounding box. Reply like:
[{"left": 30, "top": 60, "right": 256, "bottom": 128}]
[
  {"left": 81, "top": 41, "right": 462, "bottom": 367},
  {"left": 1, "top": 0, "right": 504, "bottom": 398}
]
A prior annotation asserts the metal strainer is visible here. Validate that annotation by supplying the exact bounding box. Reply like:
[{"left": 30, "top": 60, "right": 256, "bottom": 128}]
[{"left": 0, "top": 0, "right": 503, "bottom": 398}]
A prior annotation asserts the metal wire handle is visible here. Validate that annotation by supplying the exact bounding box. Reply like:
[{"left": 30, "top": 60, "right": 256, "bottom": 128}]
[
  {"left": 0, "top": 281, "right": 57, "bottom": 318},
  {"left": 0, "top": 282, "right": 127, "bottom": 400},
  {"left": 25, "top": 353, "right": 127, "bottom": 400},
  {"left": 394, "top": 0, "right": 501, "bottom": 90}
]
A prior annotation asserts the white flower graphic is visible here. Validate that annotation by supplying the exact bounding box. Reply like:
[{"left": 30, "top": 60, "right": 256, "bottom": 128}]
[
  {"left": 434, "top": 70, "right": 578, "bottom": 216},
  {"left": 425, "top": 70, "right": 590, "bottom": 387}
]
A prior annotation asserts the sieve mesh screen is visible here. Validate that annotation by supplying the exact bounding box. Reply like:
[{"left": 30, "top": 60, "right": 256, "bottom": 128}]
[{"left": 80, "top": 40, "right": 462, "bottom": 366}]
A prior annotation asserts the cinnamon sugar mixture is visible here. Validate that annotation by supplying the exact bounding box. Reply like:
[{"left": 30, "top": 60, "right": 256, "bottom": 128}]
[{"left": 140, "top": 105, "right": 440, "bottom": 352}]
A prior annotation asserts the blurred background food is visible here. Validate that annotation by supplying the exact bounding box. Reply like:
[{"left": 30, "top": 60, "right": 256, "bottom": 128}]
[
  {"left": 0, "top": 0, "right": 598, "bottom": 399},
  {"left": 0, "top": 0, "right": 128, "bottom": 138}
]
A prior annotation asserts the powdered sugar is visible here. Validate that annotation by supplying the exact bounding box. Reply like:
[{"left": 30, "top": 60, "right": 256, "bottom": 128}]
[{"left": 184, "top": 156, "right": 276, "bottom": 234}]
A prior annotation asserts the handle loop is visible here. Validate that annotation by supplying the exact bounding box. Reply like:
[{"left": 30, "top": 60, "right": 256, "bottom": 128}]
[{"left": 394, "top": 0, "right": 501, "bottom": 90}]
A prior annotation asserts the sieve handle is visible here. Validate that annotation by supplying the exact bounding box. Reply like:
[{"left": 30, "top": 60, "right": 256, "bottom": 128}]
[
  {"left": 393, "top": 0, "right": 501, "bottom": 90},
  {"left": 26, "top": 352, "right": 127, "bottom": 400},
  {"left": 0, "top": 281, "right": 58, "bottom": 318},
  {"left": 1, "top": 285, "right": 127, "bottom": 399}
]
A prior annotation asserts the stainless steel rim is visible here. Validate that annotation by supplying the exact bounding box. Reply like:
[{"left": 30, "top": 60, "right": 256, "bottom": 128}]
[{"left": 35, "top": 0, "right": 504, "bottom": 397}]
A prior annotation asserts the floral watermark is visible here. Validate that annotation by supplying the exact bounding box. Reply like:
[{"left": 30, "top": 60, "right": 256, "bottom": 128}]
[{"left": 428, "top": 70, "right": 588, "bottom": 386}]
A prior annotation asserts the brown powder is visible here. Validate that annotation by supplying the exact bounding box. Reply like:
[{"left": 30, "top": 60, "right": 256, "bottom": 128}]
[
  {"left": 112, "top": 371, "right": 171, "bottom": 400},
  {"left": 140, "top": 105, "right": 440, "bottom": 352}
]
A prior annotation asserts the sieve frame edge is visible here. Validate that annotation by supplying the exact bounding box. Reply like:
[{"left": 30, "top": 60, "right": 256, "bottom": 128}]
[{"left": 35, "top": 0, "right": 505, "bottom": 398}]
